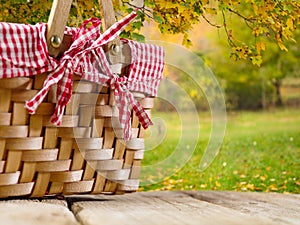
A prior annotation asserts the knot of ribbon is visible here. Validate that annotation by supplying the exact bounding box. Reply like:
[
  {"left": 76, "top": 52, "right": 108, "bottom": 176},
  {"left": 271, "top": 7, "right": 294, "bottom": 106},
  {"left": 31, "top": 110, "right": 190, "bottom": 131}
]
[
  {"left": 110, "top": 75, "right": 128, "bottom": 91},
  {"left": 26, "top": 54, "right": 74, "bottom": 124},
  {"left": 109, "top": 75, "right": 153, "bottom": 140},
  {"left": 25, "top": 10, "right": 156, "bottom": 140}
]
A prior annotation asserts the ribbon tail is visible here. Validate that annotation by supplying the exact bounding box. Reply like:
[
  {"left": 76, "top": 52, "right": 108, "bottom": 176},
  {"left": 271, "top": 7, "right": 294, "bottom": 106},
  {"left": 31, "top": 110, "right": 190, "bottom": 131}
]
[
  {"left": 26, "top": 65, "right": 65, "bottom": 114},
  {"left": 129, "top": 94, "right": 153, "bottom": 130},
  {"left": 92, "top": 10, "right": 138, "bottom": 47},
  {"left": 25, "top": 86, "right": 50, "bottom": 114},
  {"left": 123, "top": 111, "right": 132, "bottom": 141},
  {"left": 50, "top": 104, "right": 65, "bottom": 125},
  {"left": 114, "top": 86, "right": 153, "bottom": 140}
]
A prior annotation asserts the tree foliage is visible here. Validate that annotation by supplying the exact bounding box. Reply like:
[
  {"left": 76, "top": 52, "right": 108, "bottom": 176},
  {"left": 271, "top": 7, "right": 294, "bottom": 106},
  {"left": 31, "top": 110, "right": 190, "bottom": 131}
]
[
  {"left": 0, "top": 0, "right": 299, "bottom": 65},
  {"left": 209, "top": 12, "right": 300, "bottom": 109},
  {"left": 146, "top": 0, "right": 300, "bottom": 66}
]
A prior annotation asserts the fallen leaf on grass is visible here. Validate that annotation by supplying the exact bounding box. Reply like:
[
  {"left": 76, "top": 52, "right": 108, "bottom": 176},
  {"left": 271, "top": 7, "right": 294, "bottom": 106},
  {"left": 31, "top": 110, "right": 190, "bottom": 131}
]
[
  {"left": 200, "top": 184, "right": 207, "bottom": 188},
  {"left": 238, "top": 182, "right": 255, "bottom": 191},
  {"left": 240, "top": 174, "right": 247, "bottom": 178},
  {"left": 260, "top": 175, "right": 266, "bottom": 181},
  {"left": 246, "top": 183, "right": 255, "bottom": 190},
  {"left": 268, "top": 184, "right": 278, "bottom": 191},
  {"left": 255, "top": 187, "right": 263, "bottom": 191}
]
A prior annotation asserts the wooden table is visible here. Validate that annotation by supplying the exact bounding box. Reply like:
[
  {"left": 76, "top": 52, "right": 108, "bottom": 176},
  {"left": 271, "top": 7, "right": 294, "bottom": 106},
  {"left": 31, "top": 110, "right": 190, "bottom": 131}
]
[{"left": 1, "top": 191, "right": 299, "bottom": 225}]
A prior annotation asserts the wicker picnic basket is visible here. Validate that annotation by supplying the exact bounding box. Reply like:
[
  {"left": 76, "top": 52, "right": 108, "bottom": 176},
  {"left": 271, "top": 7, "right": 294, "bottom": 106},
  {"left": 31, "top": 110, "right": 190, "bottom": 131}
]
[{"left": 0, "top": 0, "right": 163, "bottom": 198}]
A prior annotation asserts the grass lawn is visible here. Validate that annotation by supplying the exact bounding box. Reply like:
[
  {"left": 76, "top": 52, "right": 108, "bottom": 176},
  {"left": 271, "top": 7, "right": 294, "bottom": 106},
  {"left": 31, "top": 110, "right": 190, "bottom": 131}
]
[{"left": 139, "top": 108, "right": 300, "bottom": 194}]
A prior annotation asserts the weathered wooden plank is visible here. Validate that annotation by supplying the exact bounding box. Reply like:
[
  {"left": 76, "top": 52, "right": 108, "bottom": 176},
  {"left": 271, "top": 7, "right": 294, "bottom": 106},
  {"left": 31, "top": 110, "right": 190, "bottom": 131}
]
[
  {"left": 69, "top": 191, "right": 298, "bottom": 225},
  {"left": 0, "top": 191, "right": 299, "bottom": 225},
  {"left": 0, "top": 199, "right": 78, "bottom": 225},
  {"left": 184, "top": 191, "right": 300, "bottom": 225}
]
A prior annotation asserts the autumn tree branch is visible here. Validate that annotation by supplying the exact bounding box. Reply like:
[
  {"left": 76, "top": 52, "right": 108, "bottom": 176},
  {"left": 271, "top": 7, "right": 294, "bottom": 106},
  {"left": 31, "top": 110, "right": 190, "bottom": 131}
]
[
  {"left": 227, "top": 8, "right": 256, "bottom": 23},
  {"left": 201, "top": 14, "right": 222, "bottom": 28},
  {"left": 222, "top": 10, "right": 236, "bottom": 47}
]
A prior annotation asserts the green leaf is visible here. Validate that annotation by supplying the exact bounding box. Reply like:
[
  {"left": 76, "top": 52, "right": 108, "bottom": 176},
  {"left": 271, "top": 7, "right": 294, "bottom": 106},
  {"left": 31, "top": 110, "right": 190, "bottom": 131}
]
[
  {"left": 132, "top": 21, "right": 143, "bottom": 30},
  {"left": 131, "top": 32, "right": 145, "bottom": 42},
  {"left": 144, "top": 0, "right": 155, "bottom": 7},
  {"left": 126, "top": 7, "right": 134, "bottom": 13},
  {"left": 182, "top": 33, "right": 192, "bottom": 47},
  {"left": 251, "top": 55, "right": 262, "bottom": 67},
  {"left": 153, "top": 13, "right": 164, "bottom": 24}
]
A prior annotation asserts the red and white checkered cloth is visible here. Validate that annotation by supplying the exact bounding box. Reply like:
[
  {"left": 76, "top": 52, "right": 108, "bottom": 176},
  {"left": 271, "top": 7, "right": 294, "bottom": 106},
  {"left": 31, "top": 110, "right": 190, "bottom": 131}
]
[{"left": 0, "top": 11, "right": 164, "bottom": 140}]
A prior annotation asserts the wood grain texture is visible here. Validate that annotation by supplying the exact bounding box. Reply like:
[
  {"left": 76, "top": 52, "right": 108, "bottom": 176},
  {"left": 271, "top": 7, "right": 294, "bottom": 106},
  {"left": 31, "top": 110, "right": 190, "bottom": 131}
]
[
  {"left": 0, "top": 183, "right": 34, "bottom": 198},
  {"left": 98, "top": 0, "right": 122, "bottom": 65},
  {"left": 0, "top": 191, "right": 299, "bottom": 224},
  {"left": 0, "top": 77, "right": 32, "bottom": 89},
  {"left": 47, "top": 0, "right": 73, "bottom": 57},
  {"left": 185, "top": 191, "right": 300, "bottom": 225},
  {"left": 69, "top": 191, "right": 300, "bottom": 225},
  {"left": 0, "top": 200, "right": 78, "bottom": 225},
  {"left": 98, "top": 0, "right": 116, "bottom": 30}
]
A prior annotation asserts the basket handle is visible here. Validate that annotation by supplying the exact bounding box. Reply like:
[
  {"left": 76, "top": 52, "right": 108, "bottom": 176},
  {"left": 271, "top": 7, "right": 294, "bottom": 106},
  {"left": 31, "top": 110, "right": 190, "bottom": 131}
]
[
  {"left": 46, "top": 0, "right": 138, "bottom": 63},
  {"left": 47, "top": 0, "right": 73, "bottom": 58},
  {"left": 98, "top": 0, "right": 144, "bottom": 67},
  {"left": 47, "top": 0, "right": 119, "bottom": 60},
  {"left": 98, "top": 0, "right": 122, "bottom": 65}
]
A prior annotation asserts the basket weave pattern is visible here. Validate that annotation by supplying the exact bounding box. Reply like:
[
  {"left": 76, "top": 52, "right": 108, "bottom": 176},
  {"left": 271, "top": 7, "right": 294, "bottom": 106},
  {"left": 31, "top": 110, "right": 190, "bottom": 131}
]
[{"left": 0, "top": 74, "right": 153, "bottom": 198}]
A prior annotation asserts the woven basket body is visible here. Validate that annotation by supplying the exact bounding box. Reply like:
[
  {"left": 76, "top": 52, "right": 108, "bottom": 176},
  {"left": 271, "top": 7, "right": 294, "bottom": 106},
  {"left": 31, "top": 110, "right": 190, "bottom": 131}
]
[{"left": 0, "top": 74, "right": 153, "bottom": 198}]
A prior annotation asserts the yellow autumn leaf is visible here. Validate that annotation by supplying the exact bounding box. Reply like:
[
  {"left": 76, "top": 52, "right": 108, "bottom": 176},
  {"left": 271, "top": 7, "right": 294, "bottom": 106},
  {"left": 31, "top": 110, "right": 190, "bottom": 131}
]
[
  {"left": 205, "top": 7, "right": 217, "bottom": 15},
  {"left": 200, "top": 184, "right": 207, "bottom": 188},
  {"left": 256, "top": 42, "right": 266, "bottom": 53},
  {"left": 189, "top": 89, "right": 197, "bottom": 98},
  {"left": 266, "top": 2, "right": 275, "bottom": 11},
  {"left": 252, "top": 3, "right": 258, "bottom": 15},
  {"left": 240, "top": 174, "right": 246, "bottom": 178},
  {"left": 251, "top": 55, "right": 262, "bottom": 67},
  {"left": 278, "top": 41, "right": 288, "bottom": 51},
  {"left": 246, "top": 183, "right": 255, "bottom": 190},
  {"left": 165, "top": 185, "right": 174, "bottom": 190},
  {"left": 286, "top": 18, "right": 294, "bottom": 30},
  {"left": 169, "top": 179, "right": 175, "bottom": 184},
  {"left": 268, "top": 184, "right": 278, "bottom": 191},
  {"left": 260, "top": 176, "right": 266, "bottom": 181},
  {"left": 280, "top": 185, "right": 287, "bottom": 190},
  {"left": 157, "top": 0, "right": 175, "bottom": 9}
]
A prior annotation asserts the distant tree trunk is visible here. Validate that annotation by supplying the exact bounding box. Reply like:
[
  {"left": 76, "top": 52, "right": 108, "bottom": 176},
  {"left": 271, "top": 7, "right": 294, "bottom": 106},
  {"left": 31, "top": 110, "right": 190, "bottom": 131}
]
[
  {"left": 261, "top": 70, "right": 266, "bottom": 110},
  {"left": 273, "top": 78, "right": 283, "bottom": 107}
]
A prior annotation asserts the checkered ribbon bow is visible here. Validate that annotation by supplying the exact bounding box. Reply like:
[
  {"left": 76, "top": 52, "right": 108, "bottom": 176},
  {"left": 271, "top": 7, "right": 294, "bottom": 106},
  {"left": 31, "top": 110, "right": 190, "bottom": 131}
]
[{"left": 0, "top": 11, "right": 164, "bottom": 140}]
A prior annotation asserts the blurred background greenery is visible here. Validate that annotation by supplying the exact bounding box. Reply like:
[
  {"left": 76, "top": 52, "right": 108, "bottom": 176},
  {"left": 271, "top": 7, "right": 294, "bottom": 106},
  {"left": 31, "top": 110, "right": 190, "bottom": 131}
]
[{"left": 141, "top": 11, "right": 300, "bottom": 193}]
